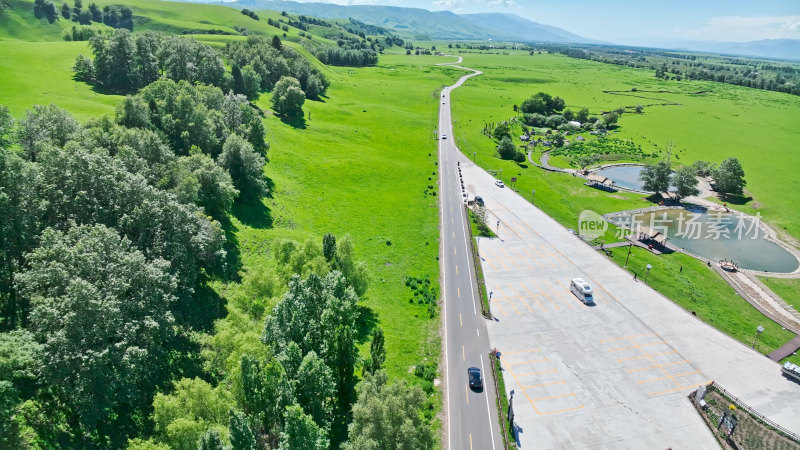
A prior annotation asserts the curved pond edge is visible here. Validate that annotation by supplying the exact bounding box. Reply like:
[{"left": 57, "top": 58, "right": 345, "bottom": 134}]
[
  {"left": 603, "top": 204, "right": 800, "bottom": 276},
  {"left": 587, "top": 163, "right": 653, "bottom": 194}
]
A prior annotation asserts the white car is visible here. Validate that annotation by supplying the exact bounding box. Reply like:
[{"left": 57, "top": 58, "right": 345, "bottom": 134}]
[
  {"left": 441, "top": 133, "right": 447, "bottom": 140},
  {"left": 495, "top": 180, "right": 504, "bottom": 188}
]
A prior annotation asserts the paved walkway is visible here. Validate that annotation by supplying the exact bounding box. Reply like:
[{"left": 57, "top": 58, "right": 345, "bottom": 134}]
[{"left": 768, "top": 335, "right": 800, "bottom": 362}]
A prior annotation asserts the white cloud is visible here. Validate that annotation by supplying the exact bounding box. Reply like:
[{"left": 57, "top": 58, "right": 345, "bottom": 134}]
[{"left": 677, "top": 15, "right": 800, "bottom": 42}]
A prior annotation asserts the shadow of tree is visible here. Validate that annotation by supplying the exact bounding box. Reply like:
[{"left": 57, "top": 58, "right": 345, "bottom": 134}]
[
  {"left": 173, "top": 278, "right": 228, "bottom": 332},
  {"left": 218, "top": 216, "right": 242, "bottom": 283},
  {"left": 719, "top": 193, "right": 753, "bottom": 205},
  {"left": 233, "top": 196, "right": 273, "bottom": 229},
  {"left": 355, "top": 304, "right": 378, "bottom": 345},
  {"left": 280, "top": 114, "right": 307, "bottom": 129}
]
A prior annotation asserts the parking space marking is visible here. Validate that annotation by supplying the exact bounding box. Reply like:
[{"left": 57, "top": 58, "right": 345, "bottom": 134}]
[
  {"left": 506, "top": 283, "right": 536, "bottom": 314},
  {"left": 521, "top": 379, "right": 566, "bottom": 389},
  {"left": 601, "top": 333, "right": 707, "bottom": 397},
  {"left": 500, "top": 350, "right": 584, "bottom": 417},
  {"left": 501, "top": 348, "right": 542, "bottom": 356}
]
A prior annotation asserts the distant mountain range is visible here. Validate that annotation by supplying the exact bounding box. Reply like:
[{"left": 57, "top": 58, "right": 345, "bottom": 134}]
[
  {"left": 671, "top": 39, "right": 800, "bottom": 61},
  {"left": 186, "top": 0, "right": 601, "bottom": 44},
  {"left": 181, "top": 0, "right": 800, "bottom": 60}
]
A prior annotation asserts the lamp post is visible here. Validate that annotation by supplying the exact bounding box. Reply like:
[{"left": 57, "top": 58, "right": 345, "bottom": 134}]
[
  {"left": 531, "top": 189, "right": 535, "bottom": 202},
  {"left": 508, "top": 390, "right": 515, "bottom": 431},
  {"left": 645, "top": 263, "right": 652, "bottom": 284},
  {"left": 489, "top": 291, "right": 493, "bottom": 303},
  {"left": 752, "top": 325, "right": 764, "bottom": 349},
  {"left": 473, "top": 151, "right": 476, "bottom": 162},
  {"left": 624, "top": 243, "right": 632, "bottom": 267}
]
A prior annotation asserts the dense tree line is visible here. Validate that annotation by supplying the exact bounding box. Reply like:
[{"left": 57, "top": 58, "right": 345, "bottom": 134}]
[
  {"left": 539, "top": 44, "right": 800, "bottom": 96},
  {"left": 314, "top": 48, "right": 378, "bottom": 67},
  {"left": 240, "top": 8, "right": 259, "bottom": 20},
  {"left": 76, "top": 30, "right": 226, "bottom": 94},
  {"left": 226, "top": 36, "right": 330, "bottom": 100},
  {"left": 76, "top": 30, "right": 329, "bottom": 112},
  {"left": 56, "top": 0, "right": 133, "bottom": 30},
  {"left": 33, "top": 0, "right": 58, "bottom": 23},
  {"left": 0, "top": 99, "right": 255, "bottom": 446}
]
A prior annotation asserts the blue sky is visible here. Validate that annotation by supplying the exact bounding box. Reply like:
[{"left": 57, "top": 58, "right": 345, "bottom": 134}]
[{"left": 282, "top": 0, "right": 800, "bottom": 44}]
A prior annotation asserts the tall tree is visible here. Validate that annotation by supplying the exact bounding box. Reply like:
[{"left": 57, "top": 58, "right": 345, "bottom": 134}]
[
  {"left": 17, "top": 104, "right": 79, "bottom": 161},
  {"left": 0, "top": 149, "right": 40, "bottom": 329},
  {"left": 270, "top": 76, "right": 305, "bottom": 117},
  {"left": 18, "top": 225, "right": 177, "bottom": 432},
  {"left": 713, "top": 157, "right": 746, "bottom": 195},
  {"left": 228, "top": 410, "right": 256, "bottom": 450},
  {"left": 341, "top": 371, "right": 434, "bottom": 450},
  {"left": 152, "top": 377, "right": 234, "bottom": 450},
  {"left": 364, "top": 327, "right": 385, "bottom": 375},
  {"left": 240, "top": 355, "right": 290, "bottom": 437},
  {"left": 218, "top": 134, "right": 266, "bottom": 200},
  {"left": 197, "top": 429, "right": 227, "bottom": 450},
  {"left": 639, "top": 160, "right": 672, "bottom": 193},
  {"left": 322, "top": 233, "right": 336, "bottom": 262},
  {"left": 295, "top": 351, "right": 335, "bottom": 428},
  {"left": 673, "top": 165, "right": 699, "bottom": 198},
  {"left": 278, "top": 405, "right": 328, "bottom": 450}
]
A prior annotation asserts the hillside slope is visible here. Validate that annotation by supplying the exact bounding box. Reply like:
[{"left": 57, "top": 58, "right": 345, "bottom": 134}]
[{"left": 200, "top": 0, "right": 596, "bottom": 43}]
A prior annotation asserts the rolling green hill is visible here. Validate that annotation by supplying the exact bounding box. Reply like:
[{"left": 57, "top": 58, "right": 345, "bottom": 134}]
[{"left": 195, "top": 0, "right": 598, "bottom": 43}]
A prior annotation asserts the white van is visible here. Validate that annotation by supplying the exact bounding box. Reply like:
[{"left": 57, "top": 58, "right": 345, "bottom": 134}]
[{"left": 570, "top": 278, "right": 594, "bottom": 305}]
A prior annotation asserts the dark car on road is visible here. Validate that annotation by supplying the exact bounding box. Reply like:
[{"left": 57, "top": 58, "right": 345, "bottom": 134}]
[{"left": 468, "top": 367, "right": 483, "bottom": 390}]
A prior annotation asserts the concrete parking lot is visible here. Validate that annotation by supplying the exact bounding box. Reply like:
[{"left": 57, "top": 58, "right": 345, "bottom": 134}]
[{"left": 458, "top": 156, "right": 800, "bottom": 448}]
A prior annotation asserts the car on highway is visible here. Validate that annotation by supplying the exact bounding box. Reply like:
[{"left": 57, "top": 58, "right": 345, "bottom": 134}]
[
  {"left": 441, "top": 133, "right": 447, "bottom": 139},
  {"left": 495, "top": 180, "right": 504, "bottom": 188},
  {"left": 467, "top": 367, "right": 483, "bottom": 390},
  {"left": 475, "top": 196, "right": 484, "bottom": 206},
  {"left": 570, "top": 278, "right": 595, "bottom": 305}
]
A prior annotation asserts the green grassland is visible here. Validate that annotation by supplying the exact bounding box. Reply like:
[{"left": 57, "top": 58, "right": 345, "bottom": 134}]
[
  {"left": 1, "top": 0, "right": 359, "bottom": 49},
  {"left": 247, "top": 54, "right": 455, "bottom": 378},
  {"left": 450, "top": 51, "right": 800, "bottom": 356},
  {"left": 0, "top": 0, "right": 456, "bottom": 383},
  {"left": 451, "top": 51, "right": 800, "bottom": 241},
  {"left": 0, "top": 40, "right": 123, "bottom": 120},
  {"left": 759, "top": 277, "right": 800, "bottom": 316}
]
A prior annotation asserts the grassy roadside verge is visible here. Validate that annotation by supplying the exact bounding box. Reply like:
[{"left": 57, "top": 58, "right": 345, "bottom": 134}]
[
  {"left": 466, "top": 207, "right": 493, "bottom": 318},
  {"left": 489, "top": 352, "right": 517, "bottom": 449}
]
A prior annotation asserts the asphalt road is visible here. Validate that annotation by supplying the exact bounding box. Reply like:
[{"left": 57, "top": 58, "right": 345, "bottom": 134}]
[{"left": 438, "top": 60, "right": 504, "bottom": 450}]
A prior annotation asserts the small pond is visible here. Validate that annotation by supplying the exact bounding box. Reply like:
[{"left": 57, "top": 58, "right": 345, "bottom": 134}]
[
  {"left": 608, "top": 207, "right": 799, "bottom": 273},
  {"left": 595, "top": 165, "right": 664, "bottom": 192}
]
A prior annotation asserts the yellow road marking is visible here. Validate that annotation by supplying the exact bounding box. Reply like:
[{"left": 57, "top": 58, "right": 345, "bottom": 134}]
[
  {"left": 649, "top": 380, "right": 711, "bottom": 396},
  {"left": 627, "top": 360, "right": 688, "bottom": 373},
  {"left": 466, "top": 385, "right": 469, "bottom": 404},
  {"left": 522, "top": 379, "right": 566, "bottom": 389},
  {"left": 529, "top": 392, "right": 576, "bottom": 402},
  {"left": 456, "top": 265, "right": 459, "bottom": 274},
  {"left": 617, "top": 350, "right": 677, "bottom": 363},
  {"left": 469, "top": 434, "right": 473, "bottom": 450},
  {"left": 638, "top": 370, "right": 701, "bottom": 385},
  {"left": 500, "top": 349, "right": 541, "bottom": 356},
  {"left": 457, "top": 287, "right": 460, "bottom": 298},
  {"left": 453, "top": 246, "right": 456, "bottom": 255},
  {"left": 462, "top": 345, "right": 465, "bottom": 360},
  {"left": 508, "top": 357, "right": 549, "bottom": 366}
]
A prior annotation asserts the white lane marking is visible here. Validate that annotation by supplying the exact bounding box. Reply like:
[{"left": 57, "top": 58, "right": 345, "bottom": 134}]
[
  {"left": 457, "top": 200, "right": 478, "bottom": 316},
  {"left": 466, "top": 384, "right": 469, "bottom": 404},
  {"left": 456, "top": 265, "right": 459, "bottom": 275},
  {"left": 460, "top": 313, "right": 463, "bottom": 327},
  {"left": 477, "top": 328, "right": 480, "bottom": 337},
  {"left": 462, "top": 345, "right": 465, "bottom": 360},
  {"left": 480, "top": 355, "right": 498, "bottom": 450}
]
